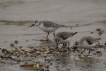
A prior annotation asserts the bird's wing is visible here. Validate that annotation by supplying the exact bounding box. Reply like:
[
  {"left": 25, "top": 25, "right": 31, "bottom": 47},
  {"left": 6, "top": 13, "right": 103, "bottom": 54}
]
[
  {"left": 57, "top": 32, "right": 70, "bottom": 40},
  {"left": 41, "top": 21, "right": 57, "bottom": 27},
  {"left": 85, "top": 36, "right": 95, "bottom": 45}
]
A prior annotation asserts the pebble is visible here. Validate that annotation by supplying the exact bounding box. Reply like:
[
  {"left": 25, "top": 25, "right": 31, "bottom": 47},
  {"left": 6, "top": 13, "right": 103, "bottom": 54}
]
[
  {"left": 14, "top": 40, "right": 18, "bottom": 44},
  {"left": 10, "top": 43, "right": 14, "bottom": 47}
]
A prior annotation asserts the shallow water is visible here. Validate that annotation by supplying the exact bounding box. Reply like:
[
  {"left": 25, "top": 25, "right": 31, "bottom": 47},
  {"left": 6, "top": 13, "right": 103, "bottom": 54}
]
[{"left": 0, "top": 0, "right": 106, "bottom": 71}]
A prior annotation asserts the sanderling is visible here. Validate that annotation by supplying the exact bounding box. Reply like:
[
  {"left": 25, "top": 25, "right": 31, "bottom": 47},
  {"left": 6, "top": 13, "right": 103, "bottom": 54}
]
[
  {"left": 73, "top": 36, "right": 101, "bottom": 54},
  {"left": 54, "top": 32, "right": 77, "bottom": 50},
  {"left": 30, "top": 20, "right": 65, "bottom": 38}
]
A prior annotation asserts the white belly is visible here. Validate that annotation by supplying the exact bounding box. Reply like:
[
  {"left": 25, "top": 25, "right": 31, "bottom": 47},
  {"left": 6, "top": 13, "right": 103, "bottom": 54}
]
[
  {"left": 59, "top": 37, "right": 71, "bottom": 44},
  {"left": 79, "top": 41, "right": 93, "bottom": 49},
  {"left": 38, "top": 23, "right": 57, "bottom": 32}
]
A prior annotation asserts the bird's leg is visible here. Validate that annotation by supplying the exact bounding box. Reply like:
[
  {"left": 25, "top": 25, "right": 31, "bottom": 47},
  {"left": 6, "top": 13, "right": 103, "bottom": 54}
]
[
  {"left": 53, "top": 31, "right": 55, "bottom": 37},
  {"left": 88, "top": 49, "right": 91, "bottom": 54},
  {"left": 46, "top": 32, "right": 49, "bottom": 38},
  {"left": 67, "top": 42, "right": 70, "bottom": 50},
  {"left": 56, "top": 42, "right": 58, "bottom": 49},
  {"left": 81, "top": 49, "right": 86, "bottom": 54}
]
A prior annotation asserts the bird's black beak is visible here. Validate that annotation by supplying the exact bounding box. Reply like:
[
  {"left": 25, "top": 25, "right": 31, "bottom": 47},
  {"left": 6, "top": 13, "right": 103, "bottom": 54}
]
[{"left": 30, "top": 24, "right": 35, "bottom": 27}]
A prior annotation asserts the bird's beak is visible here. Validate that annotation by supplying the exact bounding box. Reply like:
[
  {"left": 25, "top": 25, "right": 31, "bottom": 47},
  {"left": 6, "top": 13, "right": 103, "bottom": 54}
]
[{"left": 30, "top": 24, "right": 35, "bottom": 27}]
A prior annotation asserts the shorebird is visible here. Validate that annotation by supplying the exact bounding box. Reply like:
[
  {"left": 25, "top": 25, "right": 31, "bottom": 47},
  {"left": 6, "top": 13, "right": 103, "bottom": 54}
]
[
  {"left": 73, "top": 36, "right": 101, "bottom": 54},
  {"left": 54, "top": 32, "right": 77, "bottom": 50},
  {"left": 30, "top": 20, "right": 65, "bottom": 39}
]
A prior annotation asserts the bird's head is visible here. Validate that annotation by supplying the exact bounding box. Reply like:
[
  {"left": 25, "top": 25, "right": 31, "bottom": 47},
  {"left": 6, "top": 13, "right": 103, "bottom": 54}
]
[{"left": 30, "top": 20, "right": 39, "bottom": 27}]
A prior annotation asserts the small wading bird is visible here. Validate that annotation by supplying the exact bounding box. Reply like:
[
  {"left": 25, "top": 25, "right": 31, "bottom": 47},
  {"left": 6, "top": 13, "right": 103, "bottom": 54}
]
[
  {"left": 73, "top": 36, "right": 101, "bottom": 54},
  {"left": 30, "top": 20, "right": 65, "bottom": 39},
  {"left": 54, "top": 32, "right": 77, "bottom": 50}
]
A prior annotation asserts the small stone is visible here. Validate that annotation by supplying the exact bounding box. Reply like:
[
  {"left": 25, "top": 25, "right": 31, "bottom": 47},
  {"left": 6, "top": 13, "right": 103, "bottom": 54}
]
[
  {"left": 2, "top": 49, "right": 8, "bottom": 54},
  {"left": 96, "top": 50, "right": 102, "bottom": 54},
  {"left": 26, "top": 40, "right": 28, "bottom": 42},
  {"left": 98, "top": 31, "right": 103, "bottom": 35},
  {"left": 13, "top": 47, "right": 18, "bottom": 51},
  {"left": 45, "top": 64, "right": 49, "bottom": 69},
  {"left": 33, "top": 63, "right": 40, "bottom": 70},
  {"left": 90, "top": 48, "right": 95, "bottom": 51},
  {"left": 26, "top": 52, "right": 30, "bottom": 57},
  {"left": 78, "top": 54, "right": 84, "bottom": 59},
  {"left": 40, "top": 38, "right": 49, "bottom": 41},
  {"left": 19, "top": 46, "right": 23, "bottom": 49},
  {"left": 44, "top": 54, "right": 47, "bottom": 58},
  {"left": 65, "top": 68, "right": 70, "bottom": 71},
  {"left": 90, "top": 31, "right": 94, "bottom": 34},
  {"left": 14, "top": 40, "right": 18, "bottom": 44},
  {"left": 10, "top": 43, "right": 14, "bottom": 47},
  {"left": 0, "top": 58, "right": 4, "bottom": 63},
  {"left": 56, "top": 52, "right": 60, "bottom": 55},
  {"left": 87, "top": 55, "right": 91, "bottom": 58},
  {"left": 96, "top": 50, "right": 102, "bottom": 56},
  {"left": 96, "top": 28, "right": 101, "bottom": 31}
]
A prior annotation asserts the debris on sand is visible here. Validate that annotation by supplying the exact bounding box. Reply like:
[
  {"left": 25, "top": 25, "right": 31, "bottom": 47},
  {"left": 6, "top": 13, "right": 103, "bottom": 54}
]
[
  {"left": 96, "top": 28, "right": 105, "bottom": 35},
  {"left": 40, "top": 38, "right": 49, "bottom": 41},
  {"left": 0, "top": 58, "right": 4, "bottom": 63},
  {"left": 0, "top": 40, "right": 105, "bottom": 71},
  {"left": 78, "top": 54, "right": 85, "bottom": 59},
  {"left": 14, "top": 40, "right": 18, "bottom": 44},
  {"left": 20, "top": 61, "right": 44, "bottom": 71},
  {"left": 10, "top": 43, "right": 15, "bottom": 47},
  {"left": 96, "top": 50, "right": 102, "bottom": 56},
  {"left": 96, "top": 28, "right": 101, "bottom": 31},
  {"left": 65, "top": 67, "right": 70, "bottom": 71},
  {"left": 90, "top": 31, "right": 94, "bottom": 34}
]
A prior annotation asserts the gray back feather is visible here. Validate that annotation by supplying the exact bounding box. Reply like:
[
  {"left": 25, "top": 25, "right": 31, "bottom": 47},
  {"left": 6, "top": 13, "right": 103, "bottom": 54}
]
[
  {"left": 39, "top": 21, "right": 63, "bottom": 28},
  {"left": 80, "top": 36, "right": 101, "bottom": 45},
  {"left": 56, "top": 32, "right": 76, "bottom": 40}
]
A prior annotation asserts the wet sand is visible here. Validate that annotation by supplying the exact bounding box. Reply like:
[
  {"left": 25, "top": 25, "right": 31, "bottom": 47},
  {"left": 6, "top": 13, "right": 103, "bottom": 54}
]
[{"left": 0, "top": 0, "right": 106, "bottom": 71}]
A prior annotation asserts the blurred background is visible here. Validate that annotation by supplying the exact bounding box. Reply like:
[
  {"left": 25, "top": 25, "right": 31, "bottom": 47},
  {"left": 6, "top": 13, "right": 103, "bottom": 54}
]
[{"left": 0, "top": 0, "right": 106, "bottom": 25}]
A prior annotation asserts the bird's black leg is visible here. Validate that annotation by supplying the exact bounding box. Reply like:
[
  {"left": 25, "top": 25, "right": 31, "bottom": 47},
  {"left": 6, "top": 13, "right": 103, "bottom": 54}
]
[
  {"left": 56, "top": 42, "right": 58, "bottom": 49},
  {"left": 46, "top": 32, "right": 49, "bottom": 38},
  {"left": 88, "top": 49, "right": 91, "bottom": 54},
  {"left": 67, "top": 42, "right": 70, "bottom": 50},
  {"left": 53, "top": 31, "right": 55, "bottom": 37},
  {"left": 81, "top": 49, "right": 86, "bottom": 54}
]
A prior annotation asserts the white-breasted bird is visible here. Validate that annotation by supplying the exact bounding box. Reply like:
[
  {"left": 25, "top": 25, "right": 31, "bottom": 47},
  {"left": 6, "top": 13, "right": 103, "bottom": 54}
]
[{"left": 30, "top": 20, "right": 65, "bottom": 38}]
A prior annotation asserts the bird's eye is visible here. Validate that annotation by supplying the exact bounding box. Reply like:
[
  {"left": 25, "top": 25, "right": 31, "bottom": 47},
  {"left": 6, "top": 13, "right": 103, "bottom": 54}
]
[{"left": 35, "top": 21, "right": 37, "bottom": 23}]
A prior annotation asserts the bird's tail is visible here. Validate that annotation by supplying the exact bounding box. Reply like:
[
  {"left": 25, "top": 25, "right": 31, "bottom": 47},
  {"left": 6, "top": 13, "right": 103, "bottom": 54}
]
[
  {"left": 95, "top": 38, "right": 101, "bottom": 40},
  {"left": 58, "top": 25, "right": 67, "bottom": 27},
  {"left": 72, "top": 32, "right": 78, "bottom": 36}
]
